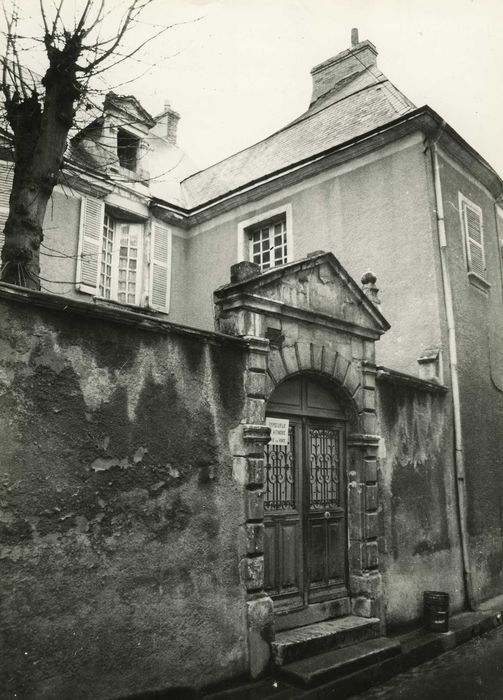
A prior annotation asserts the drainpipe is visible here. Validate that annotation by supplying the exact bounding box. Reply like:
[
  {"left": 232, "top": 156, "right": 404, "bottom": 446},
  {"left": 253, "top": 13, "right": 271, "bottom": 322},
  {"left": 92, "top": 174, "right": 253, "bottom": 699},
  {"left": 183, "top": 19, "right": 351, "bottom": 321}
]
[{"left": 430, "top": 138, "right": 476, "bottom": 610}]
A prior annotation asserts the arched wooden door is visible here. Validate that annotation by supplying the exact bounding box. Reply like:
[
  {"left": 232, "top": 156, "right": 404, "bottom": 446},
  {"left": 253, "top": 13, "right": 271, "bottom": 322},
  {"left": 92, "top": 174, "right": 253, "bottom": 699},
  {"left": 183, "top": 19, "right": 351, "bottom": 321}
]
[{"left": 264, "top": 375, "right": 348, "bottom": 616}]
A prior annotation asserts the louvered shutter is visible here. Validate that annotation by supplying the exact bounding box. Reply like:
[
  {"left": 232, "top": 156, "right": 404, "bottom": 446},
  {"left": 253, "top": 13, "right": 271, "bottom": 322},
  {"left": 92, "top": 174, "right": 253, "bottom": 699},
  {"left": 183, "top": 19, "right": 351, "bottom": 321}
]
[
  {"left": 76, "top": 196, "right": 104, "bottom": 294},
  {"left": 463, "top": 202, "right": 485, "bottom": 278},
  {"left": 149, "top": 221, "right": 171, "bottom": 312},
  {"left": 0, "top": 161, "right": 14, "bottom": 258}
]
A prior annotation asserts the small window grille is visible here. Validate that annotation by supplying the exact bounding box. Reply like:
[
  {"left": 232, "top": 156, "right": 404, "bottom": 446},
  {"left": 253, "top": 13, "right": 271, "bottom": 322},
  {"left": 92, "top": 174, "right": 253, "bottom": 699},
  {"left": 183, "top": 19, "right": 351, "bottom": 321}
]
[
  {"left": 248, "top": 216, "right": 288, "bottom": 271},
  {"left": 461, "top": 197, "right": 485, "bottom": 279}
]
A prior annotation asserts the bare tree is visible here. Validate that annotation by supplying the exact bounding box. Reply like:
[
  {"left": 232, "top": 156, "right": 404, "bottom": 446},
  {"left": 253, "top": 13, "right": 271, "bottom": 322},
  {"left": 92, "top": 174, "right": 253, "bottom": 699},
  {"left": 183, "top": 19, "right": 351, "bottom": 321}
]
[{"left": 0, "top": 0, "right": 175, "bottom": 289}]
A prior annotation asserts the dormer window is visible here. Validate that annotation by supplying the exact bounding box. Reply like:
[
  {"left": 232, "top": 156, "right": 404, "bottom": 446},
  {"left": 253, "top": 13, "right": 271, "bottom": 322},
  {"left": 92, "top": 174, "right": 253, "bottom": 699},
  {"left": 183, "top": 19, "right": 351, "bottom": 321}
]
[{"left": 117, "top": 128, "right": 139, "bottom": 171}]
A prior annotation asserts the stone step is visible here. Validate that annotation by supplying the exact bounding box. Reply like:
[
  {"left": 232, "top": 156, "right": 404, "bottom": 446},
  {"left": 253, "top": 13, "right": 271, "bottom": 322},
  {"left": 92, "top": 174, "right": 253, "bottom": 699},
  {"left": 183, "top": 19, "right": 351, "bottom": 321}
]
[
  {"left": 274, "top": 597, "right": 351, "bottom": 632},
  {"left": 271, "top": 615, "right": 380, "bottom": 666},
  {"left": 278, "top": 637, "right": 401, "bottom": 688}
]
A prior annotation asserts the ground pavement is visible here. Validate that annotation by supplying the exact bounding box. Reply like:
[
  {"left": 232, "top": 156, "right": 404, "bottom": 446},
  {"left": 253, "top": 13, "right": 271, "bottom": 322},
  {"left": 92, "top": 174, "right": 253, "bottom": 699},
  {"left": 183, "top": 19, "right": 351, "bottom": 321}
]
[{"left": 353, "top": 624, "right": 503, "bottom": 700}]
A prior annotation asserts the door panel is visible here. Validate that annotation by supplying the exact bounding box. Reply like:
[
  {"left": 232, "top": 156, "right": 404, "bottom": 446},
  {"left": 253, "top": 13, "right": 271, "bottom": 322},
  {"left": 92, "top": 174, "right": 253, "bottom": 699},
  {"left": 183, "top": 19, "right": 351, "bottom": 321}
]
[{"left": 264, "top": 376, "right": 347, "bottom": 613}]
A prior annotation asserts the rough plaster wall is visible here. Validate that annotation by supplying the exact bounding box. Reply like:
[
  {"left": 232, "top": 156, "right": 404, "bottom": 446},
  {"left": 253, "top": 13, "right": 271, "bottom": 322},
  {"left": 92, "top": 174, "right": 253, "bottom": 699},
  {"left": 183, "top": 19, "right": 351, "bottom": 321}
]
[
  {"left": 439, "top": 155, "right": 503, "bottom": 601},
  {"left": 377, "top": 381, "right": 464, "bottom": 629},
  {"left": 0, "top": 297, "right": 248, "bottom": 699},
  {"left": 184, "top": 140, "right": 442, "bottom": 376}
]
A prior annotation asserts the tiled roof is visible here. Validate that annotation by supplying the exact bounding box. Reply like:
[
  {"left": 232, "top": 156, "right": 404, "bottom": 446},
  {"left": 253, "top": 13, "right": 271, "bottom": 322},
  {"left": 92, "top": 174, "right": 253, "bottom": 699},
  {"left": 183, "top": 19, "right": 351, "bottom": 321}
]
[{"left": 181, "top": 70, "right": 416, "bottom": 209}]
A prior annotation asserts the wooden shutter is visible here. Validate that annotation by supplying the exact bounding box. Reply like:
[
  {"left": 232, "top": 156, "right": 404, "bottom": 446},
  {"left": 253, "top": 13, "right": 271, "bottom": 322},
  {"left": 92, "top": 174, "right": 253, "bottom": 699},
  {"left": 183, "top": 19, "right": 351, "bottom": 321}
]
[
  {"left": 463, "top": 201, "right": 485, "bottom": 278},
  {"left": 76, "top": 195, "right": 104, "bottom": 295},
  {"left": 149, "top": 221, "right": 171, "bottom": 312},
  {"left": 0, "top": 161, "right": 14, "bottom": 259}
]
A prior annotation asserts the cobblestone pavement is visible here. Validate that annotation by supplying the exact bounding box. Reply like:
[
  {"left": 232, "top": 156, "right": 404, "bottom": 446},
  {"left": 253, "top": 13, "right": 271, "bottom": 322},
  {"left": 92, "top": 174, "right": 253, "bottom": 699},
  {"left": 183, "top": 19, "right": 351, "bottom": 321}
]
[{"left": 353, "top": 625, "right": 503, "bottom": 699}]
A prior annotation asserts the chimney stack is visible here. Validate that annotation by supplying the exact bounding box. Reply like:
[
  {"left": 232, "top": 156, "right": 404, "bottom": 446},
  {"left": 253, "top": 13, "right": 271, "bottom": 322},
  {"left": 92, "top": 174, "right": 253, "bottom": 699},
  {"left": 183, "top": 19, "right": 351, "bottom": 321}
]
[
  {"left": 152, "top": 101, "right": 181, "bottom": 145},
  {"left": 309, "top": 36, "right": 378, "bottom": 106}
]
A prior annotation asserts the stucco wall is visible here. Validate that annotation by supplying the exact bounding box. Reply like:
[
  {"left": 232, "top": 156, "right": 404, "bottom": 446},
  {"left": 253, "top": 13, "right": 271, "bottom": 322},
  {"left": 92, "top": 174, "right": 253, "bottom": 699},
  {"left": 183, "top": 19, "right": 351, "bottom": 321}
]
[
  {"left": 185, "top": 135, "right": 443, "bottom": 376},
  {"left": 0, "top": 288, "right": 249, "bottom": 699},
  {"left": 376, "top": 377, "right": 464, "bottom": 629},
  {"left": 438, "top": 152, "right": 503, "bottom": 602}
]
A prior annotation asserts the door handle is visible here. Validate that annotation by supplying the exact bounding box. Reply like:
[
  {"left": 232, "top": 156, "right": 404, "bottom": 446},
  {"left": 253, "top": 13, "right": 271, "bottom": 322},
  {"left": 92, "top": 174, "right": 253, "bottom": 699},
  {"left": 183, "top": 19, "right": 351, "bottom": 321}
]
[{"left": 324, "top": 511, "right": 331, "bottom": 520}]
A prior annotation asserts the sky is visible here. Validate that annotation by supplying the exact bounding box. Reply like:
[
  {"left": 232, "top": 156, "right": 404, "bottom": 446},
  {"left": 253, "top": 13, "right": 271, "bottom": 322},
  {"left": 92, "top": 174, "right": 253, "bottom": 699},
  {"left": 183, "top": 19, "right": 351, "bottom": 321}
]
[
  {"left": 129, "top": 0, "right": 503, "bottom": 175},
  {"left": 6, "top": 0, "right": 503, "bottom": 175}
]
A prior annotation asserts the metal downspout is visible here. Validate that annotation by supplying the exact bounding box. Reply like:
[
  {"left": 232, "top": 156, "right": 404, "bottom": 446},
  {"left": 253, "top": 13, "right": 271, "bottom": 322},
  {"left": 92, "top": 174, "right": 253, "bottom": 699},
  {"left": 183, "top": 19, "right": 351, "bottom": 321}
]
[{"left": 431, "top": 141, "right": 476, "bottom": 611}]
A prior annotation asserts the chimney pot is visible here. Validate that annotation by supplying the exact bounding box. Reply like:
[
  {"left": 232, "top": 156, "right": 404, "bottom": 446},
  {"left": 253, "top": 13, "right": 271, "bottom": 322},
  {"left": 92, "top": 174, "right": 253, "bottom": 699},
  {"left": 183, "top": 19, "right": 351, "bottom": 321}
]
[{"left": 351, "top": 28, "right": 359, "bottom": 46}]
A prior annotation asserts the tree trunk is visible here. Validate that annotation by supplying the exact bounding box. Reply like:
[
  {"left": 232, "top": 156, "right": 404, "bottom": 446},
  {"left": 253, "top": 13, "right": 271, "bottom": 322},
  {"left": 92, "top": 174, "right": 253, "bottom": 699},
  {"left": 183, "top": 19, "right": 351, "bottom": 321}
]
[{"left": 1, "top": 34, "right": 82, "bottom": 289}]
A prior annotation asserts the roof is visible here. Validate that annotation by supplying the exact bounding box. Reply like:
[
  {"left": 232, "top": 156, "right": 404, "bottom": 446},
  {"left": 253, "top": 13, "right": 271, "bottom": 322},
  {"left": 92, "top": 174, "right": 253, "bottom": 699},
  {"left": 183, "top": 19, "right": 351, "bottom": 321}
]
[{"left": 181, "top": 63, "right": 416, "bottom": 208}]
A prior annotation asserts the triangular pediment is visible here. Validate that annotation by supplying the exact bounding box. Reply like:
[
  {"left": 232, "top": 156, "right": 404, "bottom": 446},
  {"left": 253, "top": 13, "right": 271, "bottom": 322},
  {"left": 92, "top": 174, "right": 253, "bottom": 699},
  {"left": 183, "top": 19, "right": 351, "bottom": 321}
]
[{"left": 215, "top": 252, "right": 389, "bottom": 336}]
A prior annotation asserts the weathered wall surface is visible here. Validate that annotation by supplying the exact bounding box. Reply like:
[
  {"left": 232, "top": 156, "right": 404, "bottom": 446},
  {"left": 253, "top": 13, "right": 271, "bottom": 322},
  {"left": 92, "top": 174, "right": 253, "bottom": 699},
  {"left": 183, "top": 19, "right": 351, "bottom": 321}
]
[
  {"left": 438, "top": 152, "right": 503, "bottom": 602},
  {"left": 376, "top": 376, "right": 464, "bottom": 629},
  {"left": 0, "top": 288, "right": 249, "bottom": 700},
  {"left": 186, "top": 134, "right": 443, "bottom": 376}
]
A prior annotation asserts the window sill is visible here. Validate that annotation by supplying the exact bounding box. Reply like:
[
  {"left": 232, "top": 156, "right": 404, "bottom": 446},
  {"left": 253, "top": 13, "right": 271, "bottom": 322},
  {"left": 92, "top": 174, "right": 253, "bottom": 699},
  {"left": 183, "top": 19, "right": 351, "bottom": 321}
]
[
  {"left": 468, "top": 272, "right": 491, "bottom": 294},
  {"left": 79, "top": 292, "right": 166, "bottom": 317}
]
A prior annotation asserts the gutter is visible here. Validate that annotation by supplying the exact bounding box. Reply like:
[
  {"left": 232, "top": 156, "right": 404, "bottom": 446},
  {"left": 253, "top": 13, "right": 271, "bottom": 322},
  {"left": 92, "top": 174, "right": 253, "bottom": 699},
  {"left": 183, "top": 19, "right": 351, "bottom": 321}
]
[{"left": 430, "top": 135, "right": 476, "bottom": 610}]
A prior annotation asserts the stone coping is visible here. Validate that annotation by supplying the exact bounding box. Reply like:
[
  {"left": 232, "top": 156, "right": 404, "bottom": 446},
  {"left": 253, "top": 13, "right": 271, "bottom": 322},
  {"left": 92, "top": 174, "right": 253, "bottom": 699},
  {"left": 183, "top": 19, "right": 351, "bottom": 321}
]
[
  {"left": 0, "top": 282, "right": 250, "bottom": 348},
  {"left": 376, "top": 366, "right": 448, "bottom": 394}
]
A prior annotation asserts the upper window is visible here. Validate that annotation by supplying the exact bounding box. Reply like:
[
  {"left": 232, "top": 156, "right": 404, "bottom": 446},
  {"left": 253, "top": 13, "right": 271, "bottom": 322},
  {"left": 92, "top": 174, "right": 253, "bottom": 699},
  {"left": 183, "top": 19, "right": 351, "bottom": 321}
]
[
  {"left": 117, "top": 129, "right": 139, "bottom": 171},
  {"left": 459, "top": 194, "right": 486, "bottom": 281},
  {"left": 76, "top": 196, "right": 172, "bottom": 313},
  {"left": 99, "top": 213, "right": 140, "bottom": 304},
  {"left": 247, "top": 215, "right": 288, "bottom": 271}
]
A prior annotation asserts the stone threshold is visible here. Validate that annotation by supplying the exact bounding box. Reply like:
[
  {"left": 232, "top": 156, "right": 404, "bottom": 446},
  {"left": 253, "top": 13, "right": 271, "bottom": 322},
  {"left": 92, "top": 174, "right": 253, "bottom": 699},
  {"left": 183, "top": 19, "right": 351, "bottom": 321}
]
[{"left": 197, "top": 594, "right": 503, "bottom": 700}]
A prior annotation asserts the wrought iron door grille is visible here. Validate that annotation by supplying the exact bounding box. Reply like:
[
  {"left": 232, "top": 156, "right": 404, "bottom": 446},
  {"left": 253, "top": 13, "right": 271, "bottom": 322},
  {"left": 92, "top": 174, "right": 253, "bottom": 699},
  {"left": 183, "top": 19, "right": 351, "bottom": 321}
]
[
  {"left": 264, "top": 426, "right": 295, "bottom": 510},
  {"left": 309, "top": 426, "right": 339, "bottom": 510}
]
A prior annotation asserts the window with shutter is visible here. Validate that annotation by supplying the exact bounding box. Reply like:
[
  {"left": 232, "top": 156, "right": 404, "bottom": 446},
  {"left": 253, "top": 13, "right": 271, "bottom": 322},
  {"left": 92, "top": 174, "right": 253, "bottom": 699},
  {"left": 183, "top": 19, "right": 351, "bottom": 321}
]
[
  {"left": 460, "top": 195, "right": 486, "bottom": 280},
  {"left": 76, "top": 196, "right": 105, "bottom": 294},
  {"left": 149, "top": 221, "right": 171, "bottom": 312},
  {"left": 0, "top": 161, "right": 14, "bottom": 262}
]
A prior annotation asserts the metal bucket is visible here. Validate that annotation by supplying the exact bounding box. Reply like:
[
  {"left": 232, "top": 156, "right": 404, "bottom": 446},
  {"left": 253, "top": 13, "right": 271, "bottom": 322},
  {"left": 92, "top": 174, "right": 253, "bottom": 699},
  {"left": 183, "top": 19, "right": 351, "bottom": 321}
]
[{"left": 423, "top": 591, "right": 450, "bottom": 632}]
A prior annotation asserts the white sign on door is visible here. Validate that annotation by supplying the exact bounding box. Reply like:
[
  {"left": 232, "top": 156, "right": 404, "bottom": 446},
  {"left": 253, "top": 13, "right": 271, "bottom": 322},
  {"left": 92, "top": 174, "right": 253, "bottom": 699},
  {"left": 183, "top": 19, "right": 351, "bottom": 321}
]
[{"left": 266, "top": 418, "right": 290, "bottom": 446}]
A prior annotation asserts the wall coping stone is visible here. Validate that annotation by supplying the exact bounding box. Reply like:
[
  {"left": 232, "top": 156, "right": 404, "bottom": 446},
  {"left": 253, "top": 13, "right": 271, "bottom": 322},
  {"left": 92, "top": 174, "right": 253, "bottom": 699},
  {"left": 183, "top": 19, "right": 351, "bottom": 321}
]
[
  {"left": 0, "top": 282, "right": 249, "bottom": 349},
  {"left": 376, "top": 365, "right": 448, "bottom": 393}
]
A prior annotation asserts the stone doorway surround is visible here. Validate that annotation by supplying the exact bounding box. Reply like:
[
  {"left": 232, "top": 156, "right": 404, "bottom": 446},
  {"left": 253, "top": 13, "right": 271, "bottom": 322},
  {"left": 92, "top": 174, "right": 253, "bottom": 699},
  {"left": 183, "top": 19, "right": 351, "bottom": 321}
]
[{"left": 213, "top": 252, "right": 390, "bottom": 678}]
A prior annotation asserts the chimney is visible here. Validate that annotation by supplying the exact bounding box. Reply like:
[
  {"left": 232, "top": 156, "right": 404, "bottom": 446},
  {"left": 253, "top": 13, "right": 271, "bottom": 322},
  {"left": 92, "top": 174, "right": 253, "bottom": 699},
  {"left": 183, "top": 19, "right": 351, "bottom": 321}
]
[
  {"left": 153, "top": 101, "right": 181, "bottom": 145},
  {"left": 310, "top": 31, "right": 378, "bottom": 106}
]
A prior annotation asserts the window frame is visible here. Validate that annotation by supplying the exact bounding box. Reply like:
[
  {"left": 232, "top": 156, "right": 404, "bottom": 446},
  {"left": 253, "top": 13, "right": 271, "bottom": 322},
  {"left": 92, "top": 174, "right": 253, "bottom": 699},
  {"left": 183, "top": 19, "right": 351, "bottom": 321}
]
[
  {"left": 97, "top": 213, "right": 144, "bottom": 306},
  {"left": 237, "top": 203, "right": 293, "bottom": 271},
  {"left": 458, "top": 192, "right": 489, "bottom": 291}
]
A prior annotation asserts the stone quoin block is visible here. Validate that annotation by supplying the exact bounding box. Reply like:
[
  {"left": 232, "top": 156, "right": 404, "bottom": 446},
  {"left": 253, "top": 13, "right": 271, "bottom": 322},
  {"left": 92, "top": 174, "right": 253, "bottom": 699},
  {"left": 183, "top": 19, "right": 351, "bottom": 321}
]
[
  {"left": 362, "top": 370, "right": 376, "bottom": 390},
  {"left": 244, "top": 523, "right": 265, "bottom": 555},
  {"left": 245, "top": 370, "right": 266, "bottom": 398},
  {"left": 363, "top": 340, "right": 375, "bottom": 363},
  {"left": 349, "top": 572, "right": 383, "bottom": 598},
  {"left": 351, "top": 595, "right": 380, "bottom": 619},
  {"left": 363, "top": 387, "right": 376, "bottom": 411},
  {"left": 348, "top": 541, "right": 364, "bottom": 572},
  {"left": 360, "top": 411, "right": 377, "bottom": 435},
  {"left": 365, "top": 483, "right": 379, "bottom": 510},
  {"left": 243, "top": 397, "right": 266, "bottom": 424},
  {"left": 365, "top": 512, "right": 379, "bottom": 539},
  {"left": 247, "top": 349, "right": 268, "bottom": 372},
  {"left": 240, "top": 556, "right": 264, "bottom": 592},
  {"left": 245, "top": 489, "right": 264, "bottom": 522},
  {"left": 247, "top": 596, "right": 274, "bottom": 678},
  {"left": 246, "top": 457, "right": 265, "bottom": 487},
  {"left": 364, "top": 541, "right": 379, "bottom": 569},
  {"left": 363, "top": 459, "right": 377, "bottom": 483}
]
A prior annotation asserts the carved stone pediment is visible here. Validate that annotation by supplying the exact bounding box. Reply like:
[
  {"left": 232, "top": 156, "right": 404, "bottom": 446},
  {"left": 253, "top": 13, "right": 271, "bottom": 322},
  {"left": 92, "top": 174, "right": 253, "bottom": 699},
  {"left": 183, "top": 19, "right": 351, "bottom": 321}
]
[{"left": 215, "top": 252, "right": 389, "bottom": 340}]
